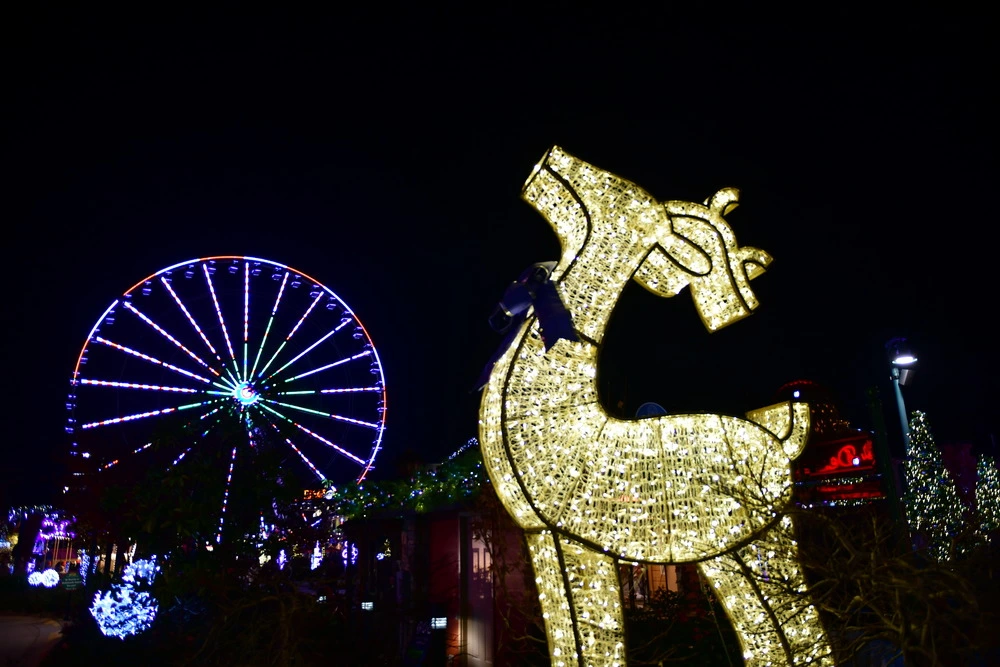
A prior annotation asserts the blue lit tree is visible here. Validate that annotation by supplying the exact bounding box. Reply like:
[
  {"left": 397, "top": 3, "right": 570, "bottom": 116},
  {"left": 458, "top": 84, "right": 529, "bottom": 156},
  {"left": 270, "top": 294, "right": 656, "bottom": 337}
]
[{"left": 902, "top": 411, "right": 967, "bottom": 560}]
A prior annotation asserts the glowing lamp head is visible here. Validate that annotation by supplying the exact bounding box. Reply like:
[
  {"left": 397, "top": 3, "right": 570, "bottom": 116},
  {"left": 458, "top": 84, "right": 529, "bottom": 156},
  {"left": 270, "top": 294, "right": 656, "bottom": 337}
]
[
  {"left": 886, "top": 337, "right": 917, "bottom": 366},
  {"left": 886, "top": 337, "right": 918, "bottom": 385},
  {"left": 234, "top": 382, "right": 260, "bottom": 406}
]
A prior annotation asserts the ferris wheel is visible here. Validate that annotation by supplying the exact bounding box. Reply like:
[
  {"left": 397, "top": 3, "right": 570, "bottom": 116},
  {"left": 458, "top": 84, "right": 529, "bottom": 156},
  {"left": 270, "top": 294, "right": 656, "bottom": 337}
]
[{"left": 66, "top": 256, "right": 387, "bottom": 540}]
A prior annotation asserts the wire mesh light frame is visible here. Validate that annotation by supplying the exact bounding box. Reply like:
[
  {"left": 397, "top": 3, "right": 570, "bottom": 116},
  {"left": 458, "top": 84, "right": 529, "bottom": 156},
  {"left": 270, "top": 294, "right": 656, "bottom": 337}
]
[{"left": 478, "top": 147, "right": 833, "bottom": 667}]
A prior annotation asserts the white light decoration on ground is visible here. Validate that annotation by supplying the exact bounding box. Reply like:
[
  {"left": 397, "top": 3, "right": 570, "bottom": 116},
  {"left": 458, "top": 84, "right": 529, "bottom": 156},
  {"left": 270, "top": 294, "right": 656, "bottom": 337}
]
[
  {"left": 40, "top": 569, "right": 60, "bottom": 588},
  {"left": 122, "top": 557, "right": 160, "bottom": 585},
  {"left": 90, "top": 557, "right": 160, "bottom": 639},
  {"left": 80, "top": 549, "right": 90, "bottom": 586},
  {"left": 376, "top": 538, "right": 391, "bottom": 561},
  {"left": 311, "top": 541, "right": 324, "bottom": 570},
  {"left": 340, "top": 541, "right": 359, "bottom": 566},
  {"left": 28, "top": 569, "right": 60, "bottom": 588},
  {"left": 91, "top": 587, "right": 159, "bottom": 639},
  {"left": 478, "top": 146, "right": 832, "bottom": 666}
]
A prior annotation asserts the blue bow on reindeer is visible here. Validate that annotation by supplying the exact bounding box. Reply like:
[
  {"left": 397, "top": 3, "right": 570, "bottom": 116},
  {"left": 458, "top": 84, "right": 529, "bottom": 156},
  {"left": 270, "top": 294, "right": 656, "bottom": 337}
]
[{"left": 475, "top": 261, "right": 578, "bottom": 391}]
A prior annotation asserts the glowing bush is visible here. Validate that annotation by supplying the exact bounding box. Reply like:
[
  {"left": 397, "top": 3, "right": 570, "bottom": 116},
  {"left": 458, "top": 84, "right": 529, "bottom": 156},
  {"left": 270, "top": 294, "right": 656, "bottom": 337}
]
[{"left": 90, "top": 557, "right": 160, "bottom": 639}]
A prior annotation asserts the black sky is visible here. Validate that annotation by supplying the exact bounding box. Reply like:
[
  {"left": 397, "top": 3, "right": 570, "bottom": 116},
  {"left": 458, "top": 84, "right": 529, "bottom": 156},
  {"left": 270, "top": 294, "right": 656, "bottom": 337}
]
[{"left": 2, "top": 8, "right": 997, "bottom": 509}]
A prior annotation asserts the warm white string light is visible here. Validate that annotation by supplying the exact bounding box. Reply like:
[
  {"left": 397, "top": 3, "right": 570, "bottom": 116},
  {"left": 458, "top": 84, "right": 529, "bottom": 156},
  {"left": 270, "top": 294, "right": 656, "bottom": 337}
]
[{"left": 479, "top": 146, "right": 832, "bottom": 666}]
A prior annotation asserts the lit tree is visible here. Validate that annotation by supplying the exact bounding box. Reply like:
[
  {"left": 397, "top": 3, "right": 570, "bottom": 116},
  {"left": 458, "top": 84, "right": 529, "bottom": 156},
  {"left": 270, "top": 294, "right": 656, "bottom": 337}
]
[
  {"left": 902, "top": 411, "right": 967, "bottom": 560},
  {"left": 976, "top": 454, "right": 1000, "bottom": 540}
]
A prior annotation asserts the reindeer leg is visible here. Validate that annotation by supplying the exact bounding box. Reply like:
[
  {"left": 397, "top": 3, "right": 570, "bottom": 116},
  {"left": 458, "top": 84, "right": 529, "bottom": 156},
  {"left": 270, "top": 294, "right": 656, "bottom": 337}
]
[
  {"left": 527, "top": 530, "right": 626, "bottom": 667},
  {"left": 698, "top": 515, "right": 834, "bottom": 667}
]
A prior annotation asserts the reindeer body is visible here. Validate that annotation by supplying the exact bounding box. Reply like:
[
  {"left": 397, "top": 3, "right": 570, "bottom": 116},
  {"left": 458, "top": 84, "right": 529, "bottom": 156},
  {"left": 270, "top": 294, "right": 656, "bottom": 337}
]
[{"left": 479, "top": 147, "right": 833, "bottom": 666}]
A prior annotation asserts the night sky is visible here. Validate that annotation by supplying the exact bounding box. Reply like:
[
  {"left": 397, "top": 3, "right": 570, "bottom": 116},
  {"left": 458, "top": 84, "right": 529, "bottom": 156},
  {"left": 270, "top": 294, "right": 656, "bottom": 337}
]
[{"left": 3, "top": 9, "right": 997, "bottom": 509}]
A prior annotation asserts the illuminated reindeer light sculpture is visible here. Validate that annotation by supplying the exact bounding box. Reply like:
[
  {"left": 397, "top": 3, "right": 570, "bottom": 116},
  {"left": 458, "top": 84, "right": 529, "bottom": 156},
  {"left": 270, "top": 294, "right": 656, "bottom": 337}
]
[{"left": 479, "top": 147, "right": 833, "bottom": 667}]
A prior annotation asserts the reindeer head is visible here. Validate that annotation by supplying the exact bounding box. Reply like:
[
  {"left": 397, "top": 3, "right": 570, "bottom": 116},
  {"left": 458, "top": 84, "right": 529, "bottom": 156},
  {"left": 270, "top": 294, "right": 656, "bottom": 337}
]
[{"left": 634, "top": 188, "right": 772, "bottom": 332}]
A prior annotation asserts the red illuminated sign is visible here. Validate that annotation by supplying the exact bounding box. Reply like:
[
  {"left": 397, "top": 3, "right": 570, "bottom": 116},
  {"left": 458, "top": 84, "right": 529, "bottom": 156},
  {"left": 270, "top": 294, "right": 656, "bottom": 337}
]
[
  {"left": 795, "top": 434, "right": 884, "bottom": 503},
  {"left": 813, "top": 440, "right": 874, "bottom": 476}
]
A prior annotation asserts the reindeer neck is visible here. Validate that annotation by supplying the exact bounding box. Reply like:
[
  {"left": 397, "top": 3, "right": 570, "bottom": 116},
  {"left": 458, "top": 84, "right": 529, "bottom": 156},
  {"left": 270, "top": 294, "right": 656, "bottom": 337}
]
[{"left": 556, "top": 229, "right": 649, "bottom": 345}]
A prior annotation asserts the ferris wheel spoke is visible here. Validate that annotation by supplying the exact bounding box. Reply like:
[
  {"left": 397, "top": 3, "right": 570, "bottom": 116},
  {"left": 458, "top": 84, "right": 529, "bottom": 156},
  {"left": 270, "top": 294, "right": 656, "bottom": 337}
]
[
  {"left": 79, "top": 379, "right": 204, "bottom": 394},
  {"left": 160, "top": 276, "right": 222, "bottom": 363},
  {"left": 168, "top": 411, "right": 224, "bottom": 469},
  {"left": 215, "top": 443, "right": 239, "bottom": 544},
  {"left": 170, "top": 446, "right": 193, "bottom": 468},
  {"left": 80, "top": 398, "right": 221, "bottom": 430},
  {"left": 98, "top": 404, "right": 224, "bottom": 472},
  {"left": 250, "top": 271, "right": 289, "bottom": 380},
  {"left": 211, "top": 372, "right": 244, "bottom": 397},
  {"left": 122, "top": 301, "right": 221, "bottom": 377},
  {"left": 275, "top": 386, "right": 383, "bottom": 395},
  {"left": 279, "top": 349, "right": 371, "bottom": 385},
  {"left": 212, "top": 377, "right": 238, "bottom": 392},
  {"left": 242, "top": 262, "right": 250, "bottom": 381},
  {"left": 261, "top": 399, "right": 380, "bottom": 430},
  {"left": 289, "top": 423, "right": 367, "bottom": 466},
  {"left": 260, "top": 414, "right": 328, "bottom": 484},
  {"left": 219, "top": 368, "right": 240, "bottom": 389},
  {"left": 321, "top": 386, "right": 383, "bottom": 393},
  {"left": 257, "top": 403, "right": 367, "bottom": 466},
  {"left": 256, "top": 290, "right": 323, "bottom": 380},
  {"left": 203, "top": 265, "right": 241, "bottom": 379},
  {"left": 262, "top": 317, "right": 353, "bottom": 384},
  {"left": 93, "top": 337, "right": 213, "bottom": 384},
  {"left": 99, "top": 443, "right": 154, "bottom": 471},
  {"left": 198, "top": 405, "right": 225, "bottom": 421}
]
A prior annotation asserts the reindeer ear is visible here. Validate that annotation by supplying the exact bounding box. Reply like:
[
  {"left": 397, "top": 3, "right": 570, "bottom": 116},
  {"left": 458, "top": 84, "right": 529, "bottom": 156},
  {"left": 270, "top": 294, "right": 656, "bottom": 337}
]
[
  {"left": 739, "top": 247, "right": 772, "bottom": 280},
  {"left": 704, "top": 187, "right": 740, "bottom": 216}
]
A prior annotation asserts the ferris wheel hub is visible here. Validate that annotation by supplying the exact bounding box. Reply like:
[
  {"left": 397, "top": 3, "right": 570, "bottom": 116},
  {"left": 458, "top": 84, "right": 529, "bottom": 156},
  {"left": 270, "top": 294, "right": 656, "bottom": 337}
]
[{"left": 234, "top": 382, "right": 260, "bottom": 407}]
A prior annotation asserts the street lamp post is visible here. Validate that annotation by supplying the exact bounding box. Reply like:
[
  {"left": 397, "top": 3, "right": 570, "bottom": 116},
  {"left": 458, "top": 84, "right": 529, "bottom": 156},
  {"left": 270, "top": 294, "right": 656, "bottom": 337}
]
[
  {"left": 886, "top": 337, "right": 918, "bottom": 452},
  {"left": 884, "top": 337, "right": 918, "bottom": 542}
]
